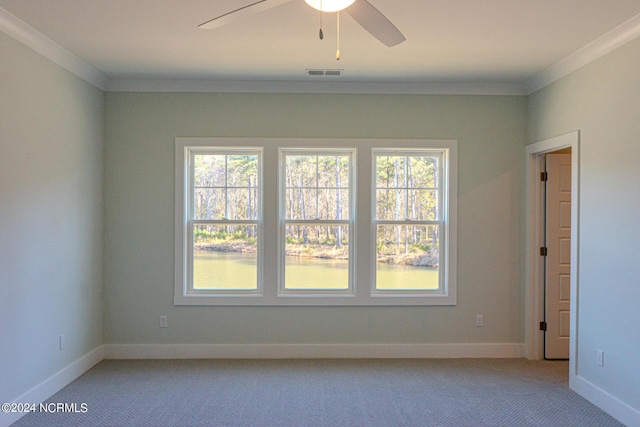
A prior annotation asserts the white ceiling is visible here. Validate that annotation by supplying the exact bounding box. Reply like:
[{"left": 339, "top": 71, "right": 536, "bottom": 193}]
[{"left": 1, "top": 0, "right": 640, "bottom": 92}]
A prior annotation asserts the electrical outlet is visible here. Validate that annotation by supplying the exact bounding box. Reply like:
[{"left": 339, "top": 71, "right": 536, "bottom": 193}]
[
  {"left": 475, "top": 315, "right": 484, "bottom": 327},
  {"left": 160, "top": 315, "right": 168, "bottom": 328},
  {"left": 59, "top": 334, "right": 64, "bottom": 350},
  {"left": 596, "top": 349, "right": 604, "bottom": 367}
]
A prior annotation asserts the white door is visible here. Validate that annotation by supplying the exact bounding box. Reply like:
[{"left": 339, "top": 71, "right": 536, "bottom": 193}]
[{"left": 544, "top": 153, "right": 572, "bottom": 359}]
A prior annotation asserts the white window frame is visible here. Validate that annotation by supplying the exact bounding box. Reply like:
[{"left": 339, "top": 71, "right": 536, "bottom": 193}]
[
  {"left": 175, "top": 141, "right": 264, "bottom": 304},
  {"left": 371, "top": 149, "right": 451, "bottom": 299},
  {"left": 278, "top": 148, "right": 356, "bottom": 297},
  {"left": 175, "top": 138, "right": 457, "bottom": 306}
]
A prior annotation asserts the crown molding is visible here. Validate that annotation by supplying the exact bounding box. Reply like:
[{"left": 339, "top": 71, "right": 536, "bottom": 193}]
[
  {"left": 525, "top": 12, "right": 640, "bottom": 94},
  {"left": 0, "top": 7, "right": 108, "bottom": 90},
  {"left": 3, "top": 5, "right": 640, "bottom": 96},
  {"left": 106, "top": 78, "right": 526, "bottom": 96}
]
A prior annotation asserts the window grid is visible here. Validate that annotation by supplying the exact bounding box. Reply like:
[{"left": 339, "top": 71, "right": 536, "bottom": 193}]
[
  {"left": 373, "top": 150, "right": 445, "bottom": 294},
  {"left": 279, "top": 149, "right": 355, "bottom": 293},
  {"left": 175, "top": 138, "right": 456, "bottom": 306},
  {"left": 187, "top": 149, "right": 262, "bottom": 294}
]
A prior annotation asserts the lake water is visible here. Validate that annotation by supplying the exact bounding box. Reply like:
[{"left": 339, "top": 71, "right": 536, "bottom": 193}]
[{"left": 193, "top": 250, "right": 438, "bottom": 290}]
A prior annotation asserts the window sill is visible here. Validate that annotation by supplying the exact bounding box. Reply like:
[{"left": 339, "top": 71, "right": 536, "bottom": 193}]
[{"left": 174, "top": 293, "right": 456, "bottom": 306}]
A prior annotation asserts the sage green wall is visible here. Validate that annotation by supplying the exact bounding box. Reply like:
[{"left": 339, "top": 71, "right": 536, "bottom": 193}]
[
  {"left": 528, "top": 37, "right": 640, "bottom": 413},
  {"left": 104, "top": 92, "right": 526, "bottom": 345},
  {"left": 0, "top": 32, "right": 104, "bottom": 404}
]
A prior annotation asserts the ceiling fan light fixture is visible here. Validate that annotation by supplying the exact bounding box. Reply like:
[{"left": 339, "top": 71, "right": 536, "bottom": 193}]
[{"left": 304, "top": 0, "right": 355, "bottom": 13}]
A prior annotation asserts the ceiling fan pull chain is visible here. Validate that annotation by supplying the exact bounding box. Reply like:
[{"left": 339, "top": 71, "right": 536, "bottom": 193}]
[
  {"left": 336, "top": 11, "right": 341, "bottom": 60},
  {"left": 319, "top": 0, "right": 324, "bottom": 39}
]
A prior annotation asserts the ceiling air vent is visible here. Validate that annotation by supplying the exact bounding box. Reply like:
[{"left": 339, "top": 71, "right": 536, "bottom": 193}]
[{"left": 307, "top": 69, "right": 343, "bottom": 77}]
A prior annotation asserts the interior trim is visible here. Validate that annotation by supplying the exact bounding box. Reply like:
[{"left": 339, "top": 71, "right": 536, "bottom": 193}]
[
  {"left": 0, "top": 7, "right": 108, "bottom": 90},
  {"left": 570, "top": 374, "right": 640, "bottom": 427},
  {"left": 104, "top": 343, "right": 525, "bottom": 359},
  {"left": 106, "top": 78, "right": 526, "bottom": 95},
  {"left": 525, "top": 12, "right": 640, "bottom": 94},
  {"left": 0, "top": 346, "right": 104, "bottom": 427},
  {"left": 3, "top": 6, "right": 639, "bottom": 95},
  {"left": 524, "top": 131, "right": 579, "bottom": 363}
]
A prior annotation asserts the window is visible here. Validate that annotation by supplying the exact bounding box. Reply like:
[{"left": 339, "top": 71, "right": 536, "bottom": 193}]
[
  {"left": 279, "top": 149, "right": 355, "bottom": 295},
  {"left": 373, "top": 150, "right": 446, "bottom": 295},
  {"left": 175, "top": 138, "right": 456, "bottom": 306},
  {"left": 175, "top": 146, "right": 262, "bottom": 300}
]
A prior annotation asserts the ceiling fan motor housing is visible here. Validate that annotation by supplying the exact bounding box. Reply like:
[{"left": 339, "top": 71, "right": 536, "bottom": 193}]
[{"left": 305, "top": 0, "right": 356, "bottom": 12}]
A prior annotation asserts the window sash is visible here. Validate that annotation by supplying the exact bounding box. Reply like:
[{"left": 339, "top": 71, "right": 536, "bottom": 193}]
[
  {"left": 372, "top": 222, "right": 445, "bottom": 295},
  {"left": 279, "top": 148, "right": 356, "bottom": 295},
  {"left": 281, "top": 221, "right": 351, "bottom": 292},
  {"left": 373, "top": 150, "right": 444, "bottom": 222},
  {"left": 372, "top": 149, "right": 447, "bottom": 295},
  {"left": 185, "top": 147, "right": 263, "bottom": 296},
  {"left": 187, "top": 221, "right": 261, "bottom": 295},
  {"left": 190, "top": 151, "right": 261, "bottom": 221}
]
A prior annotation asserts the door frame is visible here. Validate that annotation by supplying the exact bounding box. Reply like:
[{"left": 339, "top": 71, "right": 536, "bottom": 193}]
[{"left": 524, "top": 132, "right": 580, "bottom": 370}]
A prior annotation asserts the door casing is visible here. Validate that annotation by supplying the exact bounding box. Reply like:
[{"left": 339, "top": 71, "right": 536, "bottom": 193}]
[{"left": 524, "top": 131, "right": 579, "bottom": 374}]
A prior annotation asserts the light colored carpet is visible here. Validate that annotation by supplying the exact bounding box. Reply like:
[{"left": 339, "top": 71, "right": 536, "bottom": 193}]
[{"left": 13, "top": 358, "right": 623, "bottom": 426}]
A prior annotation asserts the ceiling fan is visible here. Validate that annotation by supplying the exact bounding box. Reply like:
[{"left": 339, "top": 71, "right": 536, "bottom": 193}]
[{"left": 198, "top": 0, "right": 405, "bottom": 59}]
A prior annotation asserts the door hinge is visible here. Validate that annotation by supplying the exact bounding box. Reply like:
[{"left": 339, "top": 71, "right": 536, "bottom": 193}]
[
  {"left": 540, "top": 321, "right": 547, "bottom": 331},
  {"left": 540, "top": 247, "right": 548, "bottom": 256},
  {"left": 540, "top": 171, "right": 548, "bottom": 182}
]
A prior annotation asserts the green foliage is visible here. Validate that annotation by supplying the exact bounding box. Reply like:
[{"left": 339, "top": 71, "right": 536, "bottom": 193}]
[
  {"left": 322, "top": 237, "right": 337, "bottom": 246},
  {"left": 194, "top": 227, "right": 255, "bottom": 245},
  {"left": 194, "top": 228, "right": 215, "bottom": 243},
  {"left": 413, "top": 243, "right": 431, "bottom": 252},
  {"left": 286, "top": 235, "right": 302, "bottom": 244}
]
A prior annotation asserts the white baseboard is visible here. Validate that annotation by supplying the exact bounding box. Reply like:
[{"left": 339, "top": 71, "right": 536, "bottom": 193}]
[
  {"left": 570, "top": 374, "right": 640, "bottom": 427},
  {"left": 104, "top": 343, "right": 524, "bottom": 360},
  {"left": 0, "top": 345, "right": 104, "bottom": 427}
]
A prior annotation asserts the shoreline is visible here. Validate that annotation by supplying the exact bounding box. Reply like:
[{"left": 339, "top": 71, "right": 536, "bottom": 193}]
[{"left": 195, "top": 242, "right": 438, "bottom": 268}]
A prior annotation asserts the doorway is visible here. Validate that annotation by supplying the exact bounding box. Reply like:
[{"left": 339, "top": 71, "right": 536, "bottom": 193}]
[{"left": 525, "top": 132, "right": 579, "bottom": 367}]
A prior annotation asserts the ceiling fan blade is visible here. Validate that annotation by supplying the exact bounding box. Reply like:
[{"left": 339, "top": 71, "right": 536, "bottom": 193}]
[
  {"left": 346, "top": 0, "right": 405, "bottom": 47},
  {"left": 199, "top": 0, "right": 294, "bottom": 30}
]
